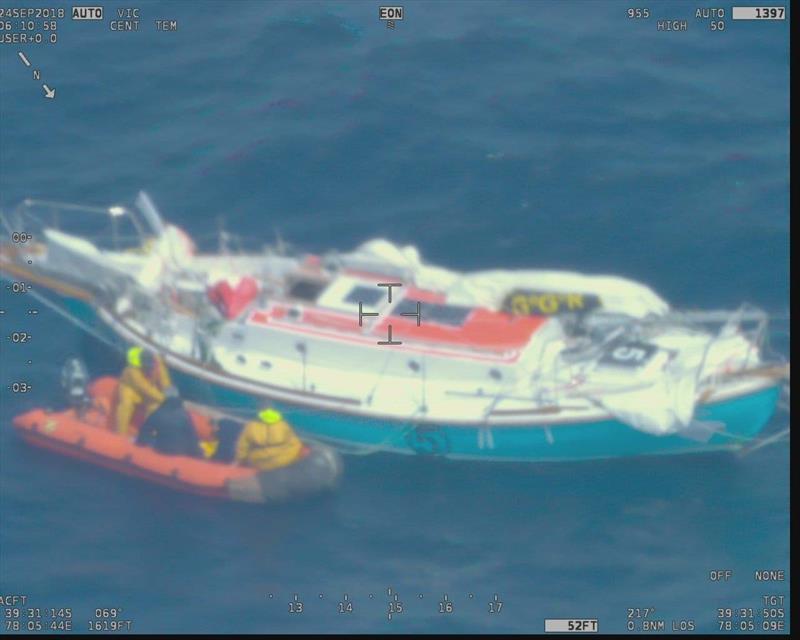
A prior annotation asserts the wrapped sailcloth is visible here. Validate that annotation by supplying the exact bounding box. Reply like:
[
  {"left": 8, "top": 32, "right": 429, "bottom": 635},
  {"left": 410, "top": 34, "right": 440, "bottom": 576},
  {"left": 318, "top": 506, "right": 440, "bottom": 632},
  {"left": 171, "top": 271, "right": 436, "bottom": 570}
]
[
  {"left": 573, "top": 330, "right": 757, "bottom": 439},
  {"left": 345, "top": 238, "right": 670, "bottom": 319}
]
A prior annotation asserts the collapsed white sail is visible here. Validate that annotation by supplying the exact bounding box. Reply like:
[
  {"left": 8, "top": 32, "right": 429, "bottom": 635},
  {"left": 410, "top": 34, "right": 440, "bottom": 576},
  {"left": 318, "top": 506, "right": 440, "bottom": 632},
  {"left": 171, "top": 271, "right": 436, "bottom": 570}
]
[{"left": 347, "top": 238, "right": 670, "bottom": 318}]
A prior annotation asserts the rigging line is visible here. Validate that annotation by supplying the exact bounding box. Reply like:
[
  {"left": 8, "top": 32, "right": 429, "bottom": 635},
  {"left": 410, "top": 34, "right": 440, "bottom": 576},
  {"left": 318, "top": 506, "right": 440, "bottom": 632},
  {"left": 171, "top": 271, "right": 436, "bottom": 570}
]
[
  {"left": 692, "top": 306, "right": 743, "bottom": 388},
  {"left": 182, "top": 400, "right": 382, "bottom": 455},
  {"left": 309, "top": 436, "right": 389, "bottom": 456},
  {"left": 28, "top": 289, "right": 122, "bottom": 353},
  {"left": 183, "top": 397, "right": 397, "bottom": 456},
  {"left": 736, "top": 426, "right": 790, "bottom": 456},
  {"left": 181, "top": 400, "right": 249, "bottom": 425},
  {"left": 304, "top": 425, "right": 408, "bottom": 456},
  {"left": 364, "top": 351, "right": 395, "bottom": 405},
  {"left": 480, "top": 371, "right": 531, "bottom": 423}
]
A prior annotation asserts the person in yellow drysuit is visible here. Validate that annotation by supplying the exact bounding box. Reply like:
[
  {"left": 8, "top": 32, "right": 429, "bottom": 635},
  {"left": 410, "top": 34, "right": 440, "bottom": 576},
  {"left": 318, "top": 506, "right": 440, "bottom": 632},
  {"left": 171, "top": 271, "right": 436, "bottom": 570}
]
[
  {"left": 115, "top": 346, "right": 176, "bottom": 436},
  {"left": 234, "top": 408, "right": 303, "bottom": 471}
]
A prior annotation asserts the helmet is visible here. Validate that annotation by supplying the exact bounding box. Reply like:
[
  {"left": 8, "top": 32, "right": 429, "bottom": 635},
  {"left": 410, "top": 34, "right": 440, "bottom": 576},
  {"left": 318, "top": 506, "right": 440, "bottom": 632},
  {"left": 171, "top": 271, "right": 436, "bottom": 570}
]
[
  {"left": 127, "top": 346, "right": 144, "bottom": 368},
  {"left": 258, "top": 408, "right": 283, "bottom": 425},
  {"left": 127, "top": 346, "right": 156, "bottom": 370}
]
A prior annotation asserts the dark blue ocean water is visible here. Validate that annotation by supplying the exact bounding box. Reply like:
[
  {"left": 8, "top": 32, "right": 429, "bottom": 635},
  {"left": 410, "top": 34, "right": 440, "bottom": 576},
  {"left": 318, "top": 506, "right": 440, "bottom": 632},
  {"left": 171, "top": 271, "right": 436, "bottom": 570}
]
[{"left": 0, "top": 0, "right": 790, "bottom": 633}]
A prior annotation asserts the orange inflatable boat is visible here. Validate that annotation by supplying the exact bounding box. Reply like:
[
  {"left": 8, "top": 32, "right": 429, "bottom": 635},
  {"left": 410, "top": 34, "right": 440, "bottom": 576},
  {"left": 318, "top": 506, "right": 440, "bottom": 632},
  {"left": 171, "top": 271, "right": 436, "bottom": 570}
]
[{"left": 12, "top": 376, "right": 342, "bottom": 503}]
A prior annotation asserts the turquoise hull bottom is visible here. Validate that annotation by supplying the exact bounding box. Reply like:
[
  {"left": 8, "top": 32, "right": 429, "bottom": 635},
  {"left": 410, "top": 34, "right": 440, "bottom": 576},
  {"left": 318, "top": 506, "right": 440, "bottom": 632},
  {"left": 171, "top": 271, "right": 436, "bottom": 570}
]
[
  {"left": 61, "top": 297, "right": 782, "bottom": 461},
  {"left": 172, "top": 369, "right": 782, "bottom": 462}
]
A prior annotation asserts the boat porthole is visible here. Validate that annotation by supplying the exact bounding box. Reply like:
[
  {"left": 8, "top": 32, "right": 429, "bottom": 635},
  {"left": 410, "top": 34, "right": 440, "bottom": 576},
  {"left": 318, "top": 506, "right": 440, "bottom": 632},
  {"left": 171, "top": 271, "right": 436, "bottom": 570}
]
[
  {"left": 236, "top": 354, "right": 247, "bottom": 365},
  {"left": 489, "top": 368, "right": 502, "bottom": 381},
  {"left": 260, "top": 360, "right": 272, "bottom": 370}
]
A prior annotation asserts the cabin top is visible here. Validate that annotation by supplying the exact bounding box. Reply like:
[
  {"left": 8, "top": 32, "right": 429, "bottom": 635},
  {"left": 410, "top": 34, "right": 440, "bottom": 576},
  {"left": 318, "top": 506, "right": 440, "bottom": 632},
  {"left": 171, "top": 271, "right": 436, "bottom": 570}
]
[{"left": 246, "top": 268, "right": 549, "bottom": 354}]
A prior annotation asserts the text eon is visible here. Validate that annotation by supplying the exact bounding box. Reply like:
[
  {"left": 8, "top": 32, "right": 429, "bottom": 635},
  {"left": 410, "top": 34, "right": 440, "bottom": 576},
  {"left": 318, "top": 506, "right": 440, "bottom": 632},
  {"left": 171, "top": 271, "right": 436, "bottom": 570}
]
[{"left": 379, "top": 6, "right": 404, "bottom": 21}]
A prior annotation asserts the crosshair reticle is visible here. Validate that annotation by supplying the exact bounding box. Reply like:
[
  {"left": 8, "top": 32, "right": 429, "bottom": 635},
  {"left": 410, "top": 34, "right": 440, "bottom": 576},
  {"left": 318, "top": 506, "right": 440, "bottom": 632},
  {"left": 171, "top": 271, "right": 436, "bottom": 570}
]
[{"left": 358, "top": 283, "right": 422, "bottom": 345}]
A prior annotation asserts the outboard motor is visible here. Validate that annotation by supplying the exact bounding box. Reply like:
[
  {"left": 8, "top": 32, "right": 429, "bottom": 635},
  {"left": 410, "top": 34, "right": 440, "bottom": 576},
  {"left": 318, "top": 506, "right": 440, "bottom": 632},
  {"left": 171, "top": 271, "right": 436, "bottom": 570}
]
[{"left": 61, "top": 357, "right": 90, "bottom": 414}]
